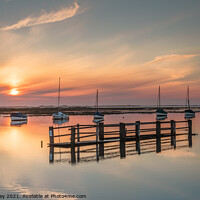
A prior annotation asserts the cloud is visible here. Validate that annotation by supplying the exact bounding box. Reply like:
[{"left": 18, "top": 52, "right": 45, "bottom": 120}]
[
  {"left": 1, "top": 2, "right": 79, "bottom": 31},
  {"left": 145, "top": 54, "right": 198, "bottom": 66}
]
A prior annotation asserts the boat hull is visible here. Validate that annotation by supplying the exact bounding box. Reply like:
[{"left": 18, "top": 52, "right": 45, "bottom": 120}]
[
  {"left": 10, "top": 113, "right": 27, "bottom": 121},
  {"left": 11, "top": 117, "right": 27, "bottom": 121},
  {"left": 185, "top": 109, "right": 195, "bottom": 118},
  {"left": 156, "top": 112, "right": 167, "bottom": 117},
  {"left": 156, "top": 108, "right": 167, "bottom": 117},
  {"left": 93, "top": 115, "right": 104, "bottom": 119},
  {"left": 53, "top": 112, "right": 69, "bottom": 120}
]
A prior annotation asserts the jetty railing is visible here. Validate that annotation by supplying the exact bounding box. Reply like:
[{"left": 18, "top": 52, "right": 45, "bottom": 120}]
[
  {"left": 48, "top": 120, "right": 195, "bottom": 164},
  {"left": 49, "top": 120, "right": 191, "bottom": 147}
]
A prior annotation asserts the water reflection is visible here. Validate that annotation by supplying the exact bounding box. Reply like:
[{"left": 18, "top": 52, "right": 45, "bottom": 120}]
[
  {"left": 93, "top": 118, "right": 104, "bottom": 124},
  {"left": 10, "top": 120, "right": 28, "bottom": 127},
  {"left": 53, "top": 118, "right": 69, "bottom": 125},
  {"left": 0, "top": 114, "right": 199, "bottom": 200},
  {"left": 156, "top": 116, "right": 167, "bottom": 121}
]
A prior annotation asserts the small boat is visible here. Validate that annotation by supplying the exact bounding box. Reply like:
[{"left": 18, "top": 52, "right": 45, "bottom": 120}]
[
  {"left": 10, "top": 113, "right": 27, "bottom": 121},
  {"left": 185, "top": 86, "right": 195, "bottom": 118},
  {"left": 52, "top": 77, "right": 69, "bottom": 120},
  {"left": 156, "top": 86, "right": 167, "bottom": 117},
  {"left": 93, "top": 89, "right": 104, "bottom": 120},
  {"left": 53, "top": 111, "right": 68, "bottom": 120}
]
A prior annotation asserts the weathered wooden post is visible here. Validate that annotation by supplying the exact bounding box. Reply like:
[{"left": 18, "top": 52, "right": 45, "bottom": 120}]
[
  {"left": 71, "top": 127, "right": 76, "bottom": 164},
  {"left": 156, "top": 121, "right": 161, "bottom": 137},
  {"left": 170, "top": 120, "right": 176, "bottom": 146},
  {"left": 135, "top": 121, "right": 140, "bottom": 140},
  {"left": 96, "top": 124, "right": 99, "bottom": 143},
  {"left": 120, "top": 123, "right": 126, "bottom": 158},
  {"left": 99, "top": 123, "right": 104, "bottom": 158},
  {"left": 49, "top": 146, "right": 54, "bottom": 164},
  {"left": 156, "top": 121, "right": 161, "bottom": 153},
  {"left": 99, "top": 123, "right": 104, "bottom": 141},
  {"left": 49, "top": 126, "right": 54, "bottom": 144},
  {"left": 188, "top": 120, "right": 192, "bottom": 148},
  {"left": 77, "top": 124, "right": 80, "bottom": 142},
  {"left": 77, "top": 124, "right": 80, "bottom": 162},
  {"left": 96, "top": 144, "right": 99, "bottom": 162},
  {"left": 188, "top": 120, "right": 192, "bottom": 135},
  {"left": 135, "top": 121, "right": 140, "bottom": 154}
]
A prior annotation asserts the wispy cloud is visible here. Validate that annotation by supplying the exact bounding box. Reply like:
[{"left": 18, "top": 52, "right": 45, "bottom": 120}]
[
  {"left": 1, "top": 2, "right": 79, "bottom": 31},
  {"left": 145, "top": 54, "right": 198, "bottom": 65}
]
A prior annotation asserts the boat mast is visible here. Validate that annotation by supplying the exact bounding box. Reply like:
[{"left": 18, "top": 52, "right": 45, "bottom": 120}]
[
  {"left": 158, "top": 85, "right": 160, "bottom": 108},
  {"left": 187, "top": 86, "right": 190, "bottom": 109},
  {"left": 96, "top": 89, "right": 98, "bottom": 112},
  {"left": 58, "top": 77, "right": 61, "bottom": 112}
]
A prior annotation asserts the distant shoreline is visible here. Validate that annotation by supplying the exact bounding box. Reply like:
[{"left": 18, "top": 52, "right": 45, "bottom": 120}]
[{"left": 0, "top": 105, "right": 200, "bottom": 116}]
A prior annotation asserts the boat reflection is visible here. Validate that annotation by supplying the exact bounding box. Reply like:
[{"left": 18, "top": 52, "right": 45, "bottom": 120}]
[
  {"left": 53, "top": 118, "right": 69, "bottom": 125},
  {"left": 156, "top": 115, "right": 167, "bottom": 121},
  {"left": 10, "top": 120, "right": 27, "bottom": 127},
  {"left": 93, "top": 118, "right": 104, "bottom": 124}
]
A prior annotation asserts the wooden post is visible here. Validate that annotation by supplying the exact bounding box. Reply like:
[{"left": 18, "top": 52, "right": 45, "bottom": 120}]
[
  {"left": 136, "top": 139, "right": 141, "bottom": 155},
  {"left": 156, "top": 121, "right": 161, "bottom": 137},
  {"left": 99, "top": 123, "right": 104, "bottom": 158},
  {"left": 76, "top": 124, "right": 80, "bottom": 162},
  {"left": 188, "top": 120, "right": 192, "bottom": 135},
  {"left": 49, "top": 146, "right": 54, "bottom": 164},
  {"left": 188, "top": 120, "right": 192, "bottom": 148},
  {"left": 49, "top": 126, "right": 54, "bottom": 144},
  {"left": 71, "top": 127, "right": 76, "bottom": 146},
  {"left": 120, "top": 123, "right": 126, "bottom": 158},
  {"left": 99, "top": 123, "right": 104, "bottom": 141},
  {"left": 170, "top": 120, "right": 176, "bottom": 146},
  {"left": 96, "top": 144, "right": 99, "bottom": 162},
  {"left": 120, "top": 123, "right": 126, "bottom": 141},
  {"left": 77, "top": 124, "right": 80, "bottom": 142},
  {"left": 135, "top": 121, "right": 140, "bottom": 139},
  {"left": 71, "top": 127, "right": 76, "bottom": 164},
  {"left": 96, "top": 125, "right": 99, "bottom": 142},
  {"left": 135, "top": 121, "right": 140, "bottom": 154},
  {"left": 156, "top": 121, "right": 161, "bottom": 153}
]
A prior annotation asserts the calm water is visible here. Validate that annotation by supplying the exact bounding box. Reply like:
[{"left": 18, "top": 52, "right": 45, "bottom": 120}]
[{"left": 0, "top": 113, "right": 199, "bottom": 200}]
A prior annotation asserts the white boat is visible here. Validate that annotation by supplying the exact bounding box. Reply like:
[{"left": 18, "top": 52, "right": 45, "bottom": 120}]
[
  {"left": 52, "top": 77, "right": 69, "bottom": 120},
  {"left": 10, "top": 113, "right": 27, "bottom": 121},
  {"left": 156, "top": 86, "right": 167, "bottom": 117},
  {"left": 185, "top": 86, "right": 195, "bottom": 118},
  {"left": 93, "top": 89, "right": 104, "bottom": 120}
]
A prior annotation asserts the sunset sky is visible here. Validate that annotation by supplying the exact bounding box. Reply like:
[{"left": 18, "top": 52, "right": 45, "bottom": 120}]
[{"left": 0, "top": 0, "right": 200, "bottom": 106}]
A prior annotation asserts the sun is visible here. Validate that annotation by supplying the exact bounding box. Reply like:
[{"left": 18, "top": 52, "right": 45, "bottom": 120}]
[{"left": 9, "top": 88, "right": 20, "bottom": 96}]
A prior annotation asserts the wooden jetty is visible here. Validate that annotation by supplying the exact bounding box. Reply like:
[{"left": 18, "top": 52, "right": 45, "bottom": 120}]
[{"left": 48, "top": 120, "right": 196, "bottom": 164}]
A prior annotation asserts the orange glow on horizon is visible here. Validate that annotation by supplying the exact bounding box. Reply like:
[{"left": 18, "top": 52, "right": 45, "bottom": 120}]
[{"left": 9, "top": 88, "right": 20, "bottom": 96}]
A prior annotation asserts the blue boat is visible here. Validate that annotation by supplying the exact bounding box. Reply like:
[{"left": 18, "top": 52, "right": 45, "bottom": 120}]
[{"left": 10, "top": 113, "right": 27, "bottom": 121}]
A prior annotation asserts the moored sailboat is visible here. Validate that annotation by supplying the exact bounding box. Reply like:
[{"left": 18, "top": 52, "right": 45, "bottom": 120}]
[
  {"left": 185, "top": 86, "right": 195, "bottom": 118},
  {"left": 10, "top": 113, "right": 27, "bottom": 121},
  {"left": 93, "top": 89, "right": 104, "bottom": 121},
  {"left": 156, "top": 86, "right": 167, "bottom": 118},
  {"left": 52, "top": 77, "right": 69, "bottom": 121}
]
